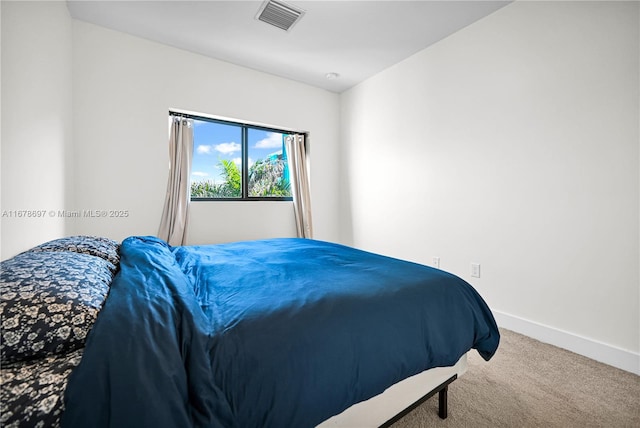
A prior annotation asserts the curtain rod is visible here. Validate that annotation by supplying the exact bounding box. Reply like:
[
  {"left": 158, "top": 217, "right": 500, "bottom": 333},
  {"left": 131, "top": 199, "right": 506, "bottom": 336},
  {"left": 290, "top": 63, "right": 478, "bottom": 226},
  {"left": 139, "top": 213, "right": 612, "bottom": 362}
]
[{"left": 168, "top": 110, "right": 306, "bottom": 136}]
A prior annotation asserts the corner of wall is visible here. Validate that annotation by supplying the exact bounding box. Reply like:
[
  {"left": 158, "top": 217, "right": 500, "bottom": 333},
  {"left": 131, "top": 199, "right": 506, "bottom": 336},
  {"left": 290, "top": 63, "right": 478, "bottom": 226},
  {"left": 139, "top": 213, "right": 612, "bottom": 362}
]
[{"left": 0, "top": 0, "right": 74, "bottom": 259}]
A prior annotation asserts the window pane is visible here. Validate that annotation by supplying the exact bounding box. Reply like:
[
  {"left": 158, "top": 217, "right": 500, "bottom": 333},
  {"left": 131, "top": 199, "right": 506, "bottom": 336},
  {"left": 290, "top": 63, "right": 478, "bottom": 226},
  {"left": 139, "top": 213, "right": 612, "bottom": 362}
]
[
  {"left": 191, "top": 120, "right": 242, "bottom": 198},
  {"left": 247, "top": 129, "right": 291, "bottom": 198}
]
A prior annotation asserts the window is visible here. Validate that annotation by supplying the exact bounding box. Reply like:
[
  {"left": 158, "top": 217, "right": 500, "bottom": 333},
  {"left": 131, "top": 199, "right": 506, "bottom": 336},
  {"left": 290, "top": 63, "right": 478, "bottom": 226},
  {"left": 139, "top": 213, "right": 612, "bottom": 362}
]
[{"left": 186, "top": 114, "right": 294, "bottom": 201}]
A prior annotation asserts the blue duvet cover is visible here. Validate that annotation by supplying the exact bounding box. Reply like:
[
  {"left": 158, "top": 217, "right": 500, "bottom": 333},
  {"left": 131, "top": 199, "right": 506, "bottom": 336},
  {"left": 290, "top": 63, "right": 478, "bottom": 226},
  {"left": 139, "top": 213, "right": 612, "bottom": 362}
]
[{"left": 63, "top": 236, "right": 499, "bottom": 428}]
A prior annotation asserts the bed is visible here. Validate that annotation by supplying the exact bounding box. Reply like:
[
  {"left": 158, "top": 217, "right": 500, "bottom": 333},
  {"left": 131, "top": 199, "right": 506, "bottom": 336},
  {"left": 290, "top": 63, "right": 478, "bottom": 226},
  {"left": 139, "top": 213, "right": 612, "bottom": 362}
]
[{"left": 1, "top": 235, "right": 499, "bottom": 428}]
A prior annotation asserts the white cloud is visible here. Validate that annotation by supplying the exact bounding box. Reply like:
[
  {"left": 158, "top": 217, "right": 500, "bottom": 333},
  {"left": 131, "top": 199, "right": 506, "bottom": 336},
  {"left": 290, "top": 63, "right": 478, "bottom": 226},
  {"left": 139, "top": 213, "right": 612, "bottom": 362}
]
[
  {"left": 215, "top": 142, "right": 241, "bottom": 154},
  {"left": 196, "top": 145, "right": 213, "bottom": 154},
  {"left": 191, "top": 171, "right": 209, "bottom": 177},
  {"left": 232, "top": 157, "right": 242, "bottom": 166},
  {"left": 196, "top": 142, "right": 241, "bottom": 155},
  {"left": 254, "top": 132, "right": 283, "bottom": 149}
]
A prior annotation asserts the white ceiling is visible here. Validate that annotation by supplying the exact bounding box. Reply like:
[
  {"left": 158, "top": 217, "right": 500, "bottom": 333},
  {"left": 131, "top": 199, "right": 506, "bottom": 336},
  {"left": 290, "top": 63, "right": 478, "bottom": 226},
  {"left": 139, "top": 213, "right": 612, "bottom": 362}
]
[{"left": 66, "top": 0, "right": 511, "bottom": 93}]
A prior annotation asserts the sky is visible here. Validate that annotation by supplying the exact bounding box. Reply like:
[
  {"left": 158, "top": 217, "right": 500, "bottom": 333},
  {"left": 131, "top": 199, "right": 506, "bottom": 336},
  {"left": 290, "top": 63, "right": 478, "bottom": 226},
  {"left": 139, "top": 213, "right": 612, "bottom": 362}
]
[{"left": 191, "top": 120, "right": 286, "bottom": 185}]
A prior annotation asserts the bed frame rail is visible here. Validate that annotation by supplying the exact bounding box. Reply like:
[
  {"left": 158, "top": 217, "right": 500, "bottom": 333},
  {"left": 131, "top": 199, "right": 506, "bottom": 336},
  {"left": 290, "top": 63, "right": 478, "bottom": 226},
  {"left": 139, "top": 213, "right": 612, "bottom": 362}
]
[{"left": 378, "top": 374, "right": 458, "bottom": 427}]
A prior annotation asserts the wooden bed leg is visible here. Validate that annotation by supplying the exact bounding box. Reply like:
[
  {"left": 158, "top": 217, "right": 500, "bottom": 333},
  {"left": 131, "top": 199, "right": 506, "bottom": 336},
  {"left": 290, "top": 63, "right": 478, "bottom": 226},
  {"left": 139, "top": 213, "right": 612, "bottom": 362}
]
[{"left": 438, "top": 385, "right": 448, "bottom": 419}]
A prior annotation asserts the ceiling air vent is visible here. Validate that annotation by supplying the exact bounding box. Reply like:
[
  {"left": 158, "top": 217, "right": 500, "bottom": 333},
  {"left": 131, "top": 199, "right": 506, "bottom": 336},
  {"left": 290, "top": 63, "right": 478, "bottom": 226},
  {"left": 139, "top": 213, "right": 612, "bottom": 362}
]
[{"left": 256, "top": 0, "right": 305, "bottom": 32}]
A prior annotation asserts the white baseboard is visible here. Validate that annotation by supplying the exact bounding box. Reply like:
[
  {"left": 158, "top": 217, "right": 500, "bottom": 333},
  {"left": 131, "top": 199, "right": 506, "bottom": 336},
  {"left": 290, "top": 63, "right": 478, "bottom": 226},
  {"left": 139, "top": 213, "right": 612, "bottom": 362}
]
[{"left": 492, "top": 310, "right": 640, "bottom": 375}]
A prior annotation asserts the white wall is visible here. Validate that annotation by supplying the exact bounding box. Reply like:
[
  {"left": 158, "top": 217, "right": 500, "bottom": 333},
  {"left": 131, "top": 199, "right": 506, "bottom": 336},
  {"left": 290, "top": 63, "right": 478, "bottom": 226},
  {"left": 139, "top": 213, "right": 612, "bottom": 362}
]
[
  {"left": 69, "top": 19, "right": 340, "bottom": 246},
  {"left": 340, "top": 1, "right": 639, "bottom": 372},
  {"left": 1, "top": 4, "right": 340, "bottom": 257},
  {"left": 1, "top": 1, "right": 73, "bottom": 259}
]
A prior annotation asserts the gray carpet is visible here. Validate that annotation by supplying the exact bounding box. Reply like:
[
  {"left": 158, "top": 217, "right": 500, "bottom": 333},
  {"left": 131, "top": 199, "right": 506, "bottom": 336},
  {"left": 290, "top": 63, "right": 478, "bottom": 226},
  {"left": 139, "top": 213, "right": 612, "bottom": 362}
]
[{"left": 391, "top": 328, "right": 640, "bottom": 427}]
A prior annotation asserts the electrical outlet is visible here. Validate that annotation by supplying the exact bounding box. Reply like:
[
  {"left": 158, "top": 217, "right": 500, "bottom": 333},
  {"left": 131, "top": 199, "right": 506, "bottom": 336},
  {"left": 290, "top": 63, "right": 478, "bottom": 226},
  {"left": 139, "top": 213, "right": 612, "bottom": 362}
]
[
  {"left": 432, "top": 257, "right": 440, "bottom": 269},
  {"left": 471, "top": 263, "right": 481, "bottom": 278}
]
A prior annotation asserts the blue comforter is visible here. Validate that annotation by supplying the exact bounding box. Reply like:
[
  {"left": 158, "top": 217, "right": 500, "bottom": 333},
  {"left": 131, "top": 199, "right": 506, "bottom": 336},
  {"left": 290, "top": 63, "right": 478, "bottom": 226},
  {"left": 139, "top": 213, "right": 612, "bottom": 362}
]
[{"left": 63, "top": 236, "right": 499, "bottom": 428}]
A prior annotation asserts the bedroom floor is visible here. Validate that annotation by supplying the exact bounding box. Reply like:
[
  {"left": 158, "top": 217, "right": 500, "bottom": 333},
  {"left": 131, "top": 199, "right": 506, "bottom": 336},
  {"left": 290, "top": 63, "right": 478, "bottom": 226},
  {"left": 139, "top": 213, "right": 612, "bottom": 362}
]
[{"left": 392, "top": 328, "right": 640, "bottom": 427}]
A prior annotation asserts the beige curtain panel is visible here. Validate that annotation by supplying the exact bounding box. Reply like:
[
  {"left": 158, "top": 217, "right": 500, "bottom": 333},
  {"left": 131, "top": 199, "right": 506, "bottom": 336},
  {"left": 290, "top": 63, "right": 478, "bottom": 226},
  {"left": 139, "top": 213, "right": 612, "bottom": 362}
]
[
  {"left": 285, "top": 134, "right": 313, "bottom": 239},
  {"left": 158, "top": 116, "right": 194, "bottom": 245}
]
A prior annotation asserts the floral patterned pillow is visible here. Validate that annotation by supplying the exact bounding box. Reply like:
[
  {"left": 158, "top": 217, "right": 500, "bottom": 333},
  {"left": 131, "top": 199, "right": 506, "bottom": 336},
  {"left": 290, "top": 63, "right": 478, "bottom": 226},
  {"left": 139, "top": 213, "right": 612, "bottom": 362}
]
[
  {"left": 0, "top": 251, "right": 114, "bottom": 364},
  {"left": 26, "top": 236, "right": 120, "bottom": 268}
]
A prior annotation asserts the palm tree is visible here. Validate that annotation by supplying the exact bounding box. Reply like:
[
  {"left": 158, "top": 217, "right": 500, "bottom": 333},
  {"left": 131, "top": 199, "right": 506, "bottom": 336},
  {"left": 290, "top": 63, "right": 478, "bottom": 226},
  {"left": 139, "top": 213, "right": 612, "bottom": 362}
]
[
  {"left": 219, "top": 159, "right": 242, "bottom": 197},
  {"left": 190, "top": 160, "right": 241, "bottom": 198},
  {"left": 191, "top": 156, "right": 289, "bottom": 198},
  {"left": 248, "top": 155, "right": 290, "bottom": 197}
]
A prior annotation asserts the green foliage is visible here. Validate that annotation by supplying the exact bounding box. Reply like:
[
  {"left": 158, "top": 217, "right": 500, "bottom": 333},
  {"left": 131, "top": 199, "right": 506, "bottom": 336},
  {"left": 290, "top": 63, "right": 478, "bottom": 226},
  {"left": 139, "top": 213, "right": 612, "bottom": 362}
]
[
  {"left": 220, "top": 159, "right": 241, "bottom": 196},
  {"left": 190, "top": 180, "right": 219, "bottom": 198},
  {"left": 190, "top": 155, "right": 290, "bottom": 199},
  {"left": 248, "top": 155, "right": 291, "bottom": 197}
]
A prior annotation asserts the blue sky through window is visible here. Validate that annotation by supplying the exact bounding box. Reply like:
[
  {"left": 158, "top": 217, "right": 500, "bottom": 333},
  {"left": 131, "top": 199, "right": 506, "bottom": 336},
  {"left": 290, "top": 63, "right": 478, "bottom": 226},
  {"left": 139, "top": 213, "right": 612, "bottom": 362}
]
[
  {"left": 191, "top": 120, "right": 241, "bottom": 186},
  {"left": 190, "top": 120, "right": 286, "bottom": 187}
]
